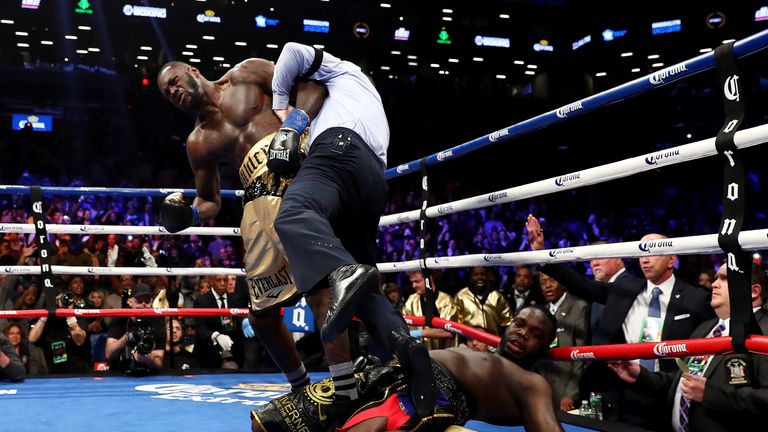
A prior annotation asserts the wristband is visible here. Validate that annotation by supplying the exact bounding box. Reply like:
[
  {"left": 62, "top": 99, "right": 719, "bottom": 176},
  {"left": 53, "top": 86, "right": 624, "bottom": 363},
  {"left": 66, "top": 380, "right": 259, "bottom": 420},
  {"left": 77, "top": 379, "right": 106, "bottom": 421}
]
[
  {"left": 191, "top": 206, "right": 200, "bottom": 225},
  {"left": 409, "top": 329, "right": 423, "bottom": 339},
  {"left": 282, "top": 108, "right": 310, "bottom": 133}
]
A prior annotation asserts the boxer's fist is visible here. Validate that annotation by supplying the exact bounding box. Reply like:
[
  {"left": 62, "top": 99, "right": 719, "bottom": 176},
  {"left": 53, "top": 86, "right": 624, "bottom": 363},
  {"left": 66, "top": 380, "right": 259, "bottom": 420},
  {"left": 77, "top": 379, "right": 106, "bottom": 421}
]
[
  {"left": 267, "top": 108, "right": 308, "bottom": 177},
  {"left": 160, "top": 192, "right": 199, "bottom": 234}
]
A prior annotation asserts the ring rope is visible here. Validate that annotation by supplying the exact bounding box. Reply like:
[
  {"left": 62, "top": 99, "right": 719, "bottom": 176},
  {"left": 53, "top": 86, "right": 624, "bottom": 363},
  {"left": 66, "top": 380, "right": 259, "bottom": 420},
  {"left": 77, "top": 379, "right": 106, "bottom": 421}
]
[
  {"left": 0, "top": 308, "right": 249, "bottom": 319},
  {"left": 6, "top": 308, "right": 764, "bottom": 361},
  {"left": 383, "top": 29, "right": 768, "bottom": 180},
  {"left": 379, "top": 123, "right": 768, "bottom": 226},
  {"left": 2, "top": 228, "right": 766, "bottom": 276},
  {"left": 376, "top": 228, "right": 768, "bottom": 273},
  {"left": 1, "top": 265, "right": 245, "bottom": 276},
  {"left": 0, "top": 185, "right": 244, "bottom": 198},
  {"left": 4, "top": 123, "right": 766, "bottom": 233},
  {"left": 548, "top": 336, "right": 768, "bottom": 362},
  {"left": 0, "top": 223, "right": 241, "bottom": 236}
]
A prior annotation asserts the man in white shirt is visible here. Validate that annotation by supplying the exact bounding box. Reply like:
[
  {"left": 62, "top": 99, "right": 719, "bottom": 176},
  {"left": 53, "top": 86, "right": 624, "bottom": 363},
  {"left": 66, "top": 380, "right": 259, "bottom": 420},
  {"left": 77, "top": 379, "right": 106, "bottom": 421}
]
[{"left": 268, "top": 43, "right": 433, "bottom": 417}]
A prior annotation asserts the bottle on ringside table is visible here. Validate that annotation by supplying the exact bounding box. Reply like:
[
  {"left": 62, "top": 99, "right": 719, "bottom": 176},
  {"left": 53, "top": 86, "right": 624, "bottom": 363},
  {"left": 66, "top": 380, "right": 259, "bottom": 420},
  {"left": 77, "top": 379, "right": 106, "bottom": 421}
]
[
  {"left": 589, "top": 392, "right": 603, "bottom": 420},
  {"left": 579, "top": 400, "right": 593, "bottom": 418}
]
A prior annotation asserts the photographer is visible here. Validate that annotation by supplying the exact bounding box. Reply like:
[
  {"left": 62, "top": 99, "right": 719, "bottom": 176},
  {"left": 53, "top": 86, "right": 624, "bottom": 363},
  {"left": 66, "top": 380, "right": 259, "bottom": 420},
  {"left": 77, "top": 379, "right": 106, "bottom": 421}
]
[
  {"left": 105, "top": 284, "right": 165, "bottom": 375},
  {"left": 28, "top": 291, "right": 90, "bottom": 374}
]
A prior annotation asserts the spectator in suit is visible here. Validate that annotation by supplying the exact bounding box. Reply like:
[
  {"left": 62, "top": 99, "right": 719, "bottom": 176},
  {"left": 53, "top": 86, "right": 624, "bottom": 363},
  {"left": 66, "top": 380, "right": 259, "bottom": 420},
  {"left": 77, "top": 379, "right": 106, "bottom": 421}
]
[
  {"left": 402, "top": 270, "right": 458, "bottom": 350},
  {"left": 454, "top": 266, "right": 513, "bottom": 336},
  {"left": 533, "top": 272, "right": 589, "bottom": 412},
  {"left": 587, "top": 241, "right": 630, "bottom": 343},
  {"left": 193, "top": 274, "right": 250, "bottom": 369},
  {"left": 609, "top": 262, "right": 768, "bottom": 432},
  {"left": 526, "top": 214, "right": 714, "bottom": 429},
  {"left": 503, "top": 265, "right": 545, "bottom": 314}
]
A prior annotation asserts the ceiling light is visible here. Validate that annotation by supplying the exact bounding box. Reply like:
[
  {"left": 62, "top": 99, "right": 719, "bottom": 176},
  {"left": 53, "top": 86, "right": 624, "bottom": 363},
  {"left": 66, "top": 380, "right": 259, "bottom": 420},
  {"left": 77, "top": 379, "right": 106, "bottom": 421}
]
[
  {"left": 1, "top": 19, "right": 15, "bottom": 24},
  {"left": 442, "top": 9, "right": 453, "bottom": 13},
  {"left": 499, "top": 14, "right": 509, "bottom": 19},
  {"left": 185, "top": 44, "right": 198, "bottom": 49},
  {"left": 620, "top": 52, "right": 633, "bottom": 57},
  {"left": 266, "top": 44, "right": 279, "bottom": 49},
  {"left": 15, "top": 31, "right": 29, "bottom": 36},
  {"left": 78, "top": 25, "right": 91, "bottom": 30},
  {"left": 524, "top": 71, "right": 535, "bottom": 75},
  {"left": 41, "top": 40, "right": 53, "bottom": 45},
  {"left": 76, "top": 49, "right": 88, "bottom": 54},
  {"left": 407, "top": 62, "right": 418, "bottom": 66},
  {"left": 442, "top": 17, "right": 452, "bottom": 21},
  {"left": 137, "top": 55, "right": 148, "bottom": 60},
  {"left": 472, "top": 57, "right": 483, "bottom": 62},
  {"left": 140, "top": 46, "right": 152, "bottom": 51},
  {"left": 647, "top": 54, "right": 660, "bottom": 59},
  {"left": 430, "top": 63, "right": 440, "bottom": 68},
  {"left": 65, "top": 35, "right": 77, "bottom": 40},
  {"left": 182, "top": 51, "right": 194, "bottom": 56},
  {"left": 222, "top": 63, "right": 231, "bottom": 67},
  {"left": 513, "top": 60, "right": 524, "bottom": 65},
  {"left": 526, "top": 64, "right": 537, "bottom": 69},
  {"left": 380, "top": 66, "right": 390, "bottom": 70},
  {"left": 17, "top": 43, "right": 29, "bottom": 48},
  {"left": 595, "top": 72, "right": 607, "bottom": 77},
  {"left": 213, "top": 56, "right": 224, "bottom": 61},
  {"left": 699, "top": 48, "right": 712, "bottom": 53},
  {"left": 88, "top": 47, "right": 100, "bottom": 52},
  {"left": 235, "top": 41, "right": 247, "bottom": 46},
  {"left": 652, "top": 62, "right": 664, "bottom": 68},
  {"left": 190, "top": 58, "right": 201, "bottom": 63},
  {"left": 380, "top": 3, "right": 391, "bottom": 7},
  {"left": 496, "top": 74, "right": 506, "bottom": 79},
  {"left": 631, "top": 68, "right": 641, "bottom": 73},
  {"left": 407, "top": 55, "right": 417, "bottom": 59},
  {"left": 391, "top": 50, "right": 401, "bottom": 55},
  {"left": 313, "top": 44, "right": 325, "bottom": 49},
  {"left": 202, "top": 35, "right": 215, "bottom": 40},
  {"left": 722, "top": 39, "right": 736, "bottom": 44}
]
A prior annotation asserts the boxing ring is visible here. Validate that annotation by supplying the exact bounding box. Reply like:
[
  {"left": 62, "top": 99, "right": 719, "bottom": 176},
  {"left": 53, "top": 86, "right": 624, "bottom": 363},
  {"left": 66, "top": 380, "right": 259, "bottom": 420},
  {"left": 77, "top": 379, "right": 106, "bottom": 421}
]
[{"left": 3, "top": 29, "right": 768, "bottom": 432}]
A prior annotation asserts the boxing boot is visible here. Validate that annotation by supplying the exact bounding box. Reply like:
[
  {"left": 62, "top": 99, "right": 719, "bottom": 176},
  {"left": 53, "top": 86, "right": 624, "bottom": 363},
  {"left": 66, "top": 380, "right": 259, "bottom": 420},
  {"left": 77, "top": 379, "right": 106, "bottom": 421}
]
[
  {"left": 321, "top": 264, "right": 379, "bottom": 343},
  {"left": 389, "top": 327, "right": 435, "bottom": 418}
]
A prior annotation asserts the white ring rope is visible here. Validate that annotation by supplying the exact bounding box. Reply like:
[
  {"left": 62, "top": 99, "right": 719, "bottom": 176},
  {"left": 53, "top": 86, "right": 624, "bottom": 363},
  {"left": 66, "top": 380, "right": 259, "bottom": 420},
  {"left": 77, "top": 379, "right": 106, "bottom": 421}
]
[
  {"left": 7, "top": 229, "right": 763, "bottom": 276},
  {"left": 1, "top": 265, "right": 245, "bottom": 276},
  {"left": 0, "top": 224, "right": 240, "bottom": 236},
  {"left": 378, "top": 123, "right": 768, "bottom": 227},
  {"left": 376, "top": 228, "right": 768, "bottom": 273}
]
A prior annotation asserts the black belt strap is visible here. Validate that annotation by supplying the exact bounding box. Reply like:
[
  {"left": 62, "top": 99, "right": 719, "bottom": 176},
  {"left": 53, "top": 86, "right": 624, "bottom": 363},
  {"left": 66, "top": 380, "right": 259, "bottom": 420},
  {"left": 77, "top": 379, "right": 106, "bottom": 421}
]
[
  {"left": 300, "top": 47, "right": 323, "bottom": 80},
  {"left": 713, "top": 42, "right": 760, "bottom": 352},
  {"left": 30, "top": 186, "right": 57, "bottom": 316}
]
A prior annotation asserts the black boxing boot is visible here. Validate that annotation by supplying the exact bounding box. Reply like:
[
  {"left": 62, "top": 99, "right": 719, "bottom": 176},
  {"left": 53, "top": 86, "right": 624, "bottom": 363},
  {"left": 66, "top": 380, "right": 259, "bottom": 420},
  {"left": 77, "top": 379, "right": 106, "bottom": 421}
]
[
  {"left": 389, "top": 327, "right": 435, "bottom": 418},
  {"left": 320, "top": 264, "right": 379, "bottom": 343}
]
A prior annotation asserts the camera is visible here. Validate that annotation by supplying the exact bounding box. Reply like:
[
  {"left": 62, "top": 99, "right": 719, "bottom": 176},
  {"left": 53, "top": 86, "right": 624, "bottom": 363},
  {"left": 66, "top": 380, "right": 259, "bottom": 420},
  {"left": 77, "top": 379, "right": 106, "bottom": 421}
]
[
  {"left": 59, "top": 291, "right": 88, "bottom": 309},
  {"left": 60, "top": 291, "right": 75, "bottom": 307},
  {"left": 127, "top": 320, "right": 156, "bottom": 355}
]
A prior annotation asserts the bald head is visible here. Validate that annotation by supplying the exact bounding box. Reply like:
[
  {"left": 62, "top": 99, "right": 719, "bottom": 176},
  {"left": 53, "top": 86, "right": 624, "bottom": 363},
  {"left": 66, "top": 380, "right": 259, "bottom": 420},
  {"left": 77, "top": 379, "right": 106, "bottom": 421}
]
[{"left": 157, "top": 61, "right": 205, "bottom": 111}]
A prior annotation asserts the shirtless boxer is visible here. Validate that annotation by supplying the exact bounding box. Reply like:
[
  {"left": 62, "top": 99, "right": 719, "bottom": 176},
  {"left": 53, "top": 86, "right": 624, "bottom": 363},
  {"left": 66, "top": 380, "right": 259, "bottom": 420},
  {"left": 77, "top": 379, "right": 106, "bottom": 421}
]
[
  {"left": 251, "top": 305, "right": 564, "bottom": 432},
  {"left": 156, "top": 58, "right": 335, "bottom": 390}
]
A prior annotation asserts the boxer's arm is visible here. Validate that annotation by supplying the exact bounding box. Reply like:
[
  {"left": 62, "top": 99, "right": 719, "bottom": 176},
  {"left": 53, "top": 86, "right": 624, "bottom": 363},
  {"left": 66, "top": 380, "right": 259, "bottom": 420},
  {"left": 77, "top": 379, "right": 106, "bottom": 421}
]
[{"left": 188, "top": 139, "right": 222, "bottom": 222}]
